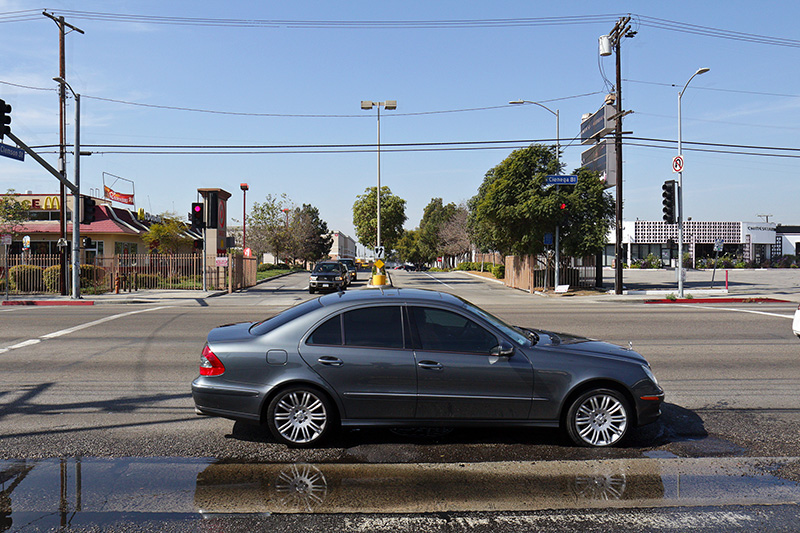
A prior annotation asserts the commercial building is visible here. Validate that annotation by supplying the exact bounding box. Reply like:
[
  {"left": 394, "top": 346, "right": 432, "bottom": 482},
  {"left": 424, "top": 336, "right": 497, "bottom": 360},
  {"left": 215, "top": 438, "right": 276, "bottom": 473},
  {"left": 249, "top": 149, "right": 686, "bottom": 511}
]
[
  {"left": 605, "top": 220, "right": 798, "bottom": 267},
  {"left": 3, "top": 192, "right": 199, "bottom": 261}
]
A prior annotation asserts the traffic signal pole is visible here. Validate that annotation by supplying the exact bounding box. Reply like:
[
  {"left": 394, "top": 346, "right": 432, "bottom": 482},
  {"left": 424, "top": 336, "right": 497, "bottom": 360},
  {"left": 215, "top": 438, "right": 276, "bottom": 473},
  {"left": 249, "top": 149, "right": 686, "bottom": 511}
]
[{"left": 71, "top": 93, "right": 81, "bottom": 299}]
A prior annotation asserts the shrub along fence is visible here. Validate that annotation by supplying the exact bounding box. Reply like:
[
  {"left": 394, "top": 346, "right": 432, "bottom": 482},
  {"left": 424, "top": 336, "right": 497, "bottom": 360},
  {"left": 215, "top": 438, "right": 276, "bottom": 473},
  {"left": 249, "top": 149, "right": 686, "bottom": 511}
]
[{"left": 1, "top": 253, "right": 258, "bottom": 295}]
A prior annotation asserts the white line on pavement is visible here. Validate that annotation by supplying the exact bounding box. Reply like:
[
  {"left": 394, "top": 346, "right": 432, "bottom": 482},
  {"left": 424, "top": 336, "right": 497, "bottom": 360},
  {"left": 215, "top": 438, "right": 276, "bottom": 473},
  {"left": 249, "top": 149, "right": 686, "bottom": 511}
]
[
  {"left": 424, "top": 271, "right": 455, "bottom": 289},
  {"left": 679, "top": 303, "right": 793, "bottom": 319},
  {"left": 1, "top": 306, "right": 173, "bottom": 354}
]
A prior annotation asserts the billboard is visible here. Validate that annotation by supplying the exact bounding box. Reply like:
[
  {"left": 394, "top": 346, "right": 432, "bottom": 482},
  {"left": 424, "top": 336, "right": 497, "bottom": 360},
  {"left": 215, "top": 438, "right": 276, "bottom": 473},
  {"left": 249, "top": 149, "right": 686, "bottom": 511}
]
[
  {"left": 581, "top": 139, "right": 617, "bottom": 188},
  {"left": 580, "top": 103, "right": 615, "bottom": 145}
]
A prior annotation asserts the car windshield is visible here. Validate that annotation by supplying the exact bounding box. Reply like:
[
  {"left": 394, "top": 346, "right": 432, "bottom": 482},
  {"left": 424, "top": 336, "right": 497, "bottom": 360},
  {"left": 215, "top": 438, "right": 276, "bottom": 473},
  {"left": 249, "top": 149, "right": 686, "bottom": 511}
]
[
  {"left": 313, "top": 263, "right": 340, "bottom": 273},
  {"left": 339, "top": 259, "right": 354, "bottom": 267},
  {"left": 461, "top": 300, "right": 529, "bottom": 347}
]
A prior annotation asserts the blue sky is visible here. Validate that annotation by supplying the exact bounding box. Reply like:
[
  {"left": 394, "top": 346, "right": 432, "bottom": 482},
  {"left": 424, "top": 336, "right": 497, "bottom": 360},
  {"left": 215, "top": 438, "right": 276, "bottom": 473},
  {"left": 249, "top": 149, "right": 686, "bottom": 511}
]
[{"left": 2, "top": 1, "right": 799, "bottom": 253}]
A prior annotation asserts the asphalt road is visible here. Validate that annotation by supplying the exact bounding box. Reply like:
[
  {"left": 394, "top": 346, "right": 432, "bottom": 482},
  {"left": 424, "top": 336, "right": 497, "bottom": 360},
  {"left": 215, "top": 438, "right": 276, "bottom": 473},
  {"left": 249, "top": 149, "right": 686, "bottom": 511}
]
[{"left": 1, "top": 270, "right": 799, "bottom": 531}]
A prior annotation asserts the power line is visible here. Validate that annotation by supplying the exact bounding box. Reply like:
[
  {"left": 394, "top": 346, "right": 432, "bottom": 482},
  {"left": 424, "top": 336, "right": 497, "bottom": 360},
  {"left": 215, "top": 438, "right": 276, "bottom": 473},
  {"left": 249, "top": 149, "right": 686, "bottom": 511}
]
[
  {"left": 6, "top": 9, "right": 798, "bottom": 49},
  {"left": 0, "top": 79, "right": 602, "bottom": 118},
  {"left": 26, "top": 136, "right": 800, "bottom": 159}
]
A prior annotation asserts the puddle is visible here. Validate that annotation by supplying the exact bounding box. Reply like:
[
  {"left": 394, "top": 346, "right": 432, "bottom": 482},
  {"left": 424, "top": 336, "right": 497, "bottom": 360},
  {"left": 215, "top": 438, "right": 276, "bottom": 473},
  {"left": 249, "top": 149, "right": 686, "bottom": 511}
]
[{"left": 1, "top": 456, "right": 799, "bottom": 525}]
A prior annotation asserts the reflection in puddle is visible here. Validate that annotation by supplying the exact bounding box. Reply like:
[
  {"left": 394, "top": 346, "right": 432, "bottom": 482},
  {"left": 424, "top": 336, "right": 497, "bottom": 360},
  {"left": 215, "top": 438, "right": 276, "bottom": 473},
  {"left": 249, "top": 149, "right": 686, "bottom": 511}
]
[
  {"left": 275, "top": 464, "right": 328, "bottom": 511},
  {"left": 1, "top": 456, "right": 799, "bottom": 526}
]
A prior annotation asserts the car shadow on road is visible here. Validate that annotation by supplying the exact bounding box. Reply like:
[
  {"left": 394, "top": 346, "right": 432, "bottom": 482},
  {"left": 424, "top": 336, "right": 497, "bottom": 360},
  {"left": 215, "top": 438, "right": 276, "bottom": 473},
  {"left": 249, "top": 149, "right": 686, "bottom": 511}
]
[{"left": 226, "top": 402, "right": 710, "bottom": 460}]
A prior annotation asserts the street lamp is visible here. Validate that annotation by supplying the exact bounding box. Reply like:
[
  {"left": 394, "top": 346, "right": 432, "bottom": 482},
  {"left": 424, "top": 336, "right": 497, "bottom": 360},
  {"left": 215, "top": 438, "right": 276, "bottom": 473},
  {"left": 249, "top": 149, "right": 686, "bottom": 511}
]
[
  {"left": 360, "top": 100, "right": 397, "bottom": 260},
  {"left": 54, "top": 76, "right": 81, "bottom": 299},
  {"left": 677, "top": 67, "right": 710, "bottom": 298},
  {"left": 240, "top": 183, "right": 248, "bottom": 251},
  {"left": 509, "top": 100, "right": 562, "bottom": 288}
]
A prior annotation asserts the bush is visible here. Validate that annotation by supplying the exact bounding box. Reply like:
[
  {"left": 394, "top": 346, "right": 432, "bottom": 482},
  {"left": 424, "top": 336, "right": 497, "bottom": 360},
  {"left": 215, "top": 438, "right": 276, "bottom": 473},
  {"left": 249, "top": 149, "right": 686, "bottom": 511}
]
[
  {"left": 455, "top": 262, "right": 474, "bottom": 271},
  {"left": 492, "top": 264, "right": 505, "bottom": 279},
  {"left": 43, "top": 264, "right": 108, "bottom": 292},
  {"left": 11, "top": 265, "right": 45, "bottom": 292},
  {"left": 136, "top": 273, "right": 160, "bottom": 288},
  {"left": 257, "top": 262, "right": 292, "bottom": 271}
]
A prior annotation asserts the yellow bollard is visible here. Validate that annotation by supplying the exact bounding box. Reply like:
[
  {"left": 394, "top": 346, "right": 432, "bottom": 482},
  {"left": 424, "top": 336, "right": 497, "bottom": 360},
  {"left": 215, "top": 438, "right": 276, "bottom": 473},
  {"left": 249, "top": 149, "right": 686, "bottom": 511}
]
[{"left": 372, "top": 274, "right": 387, "bottom": 286}]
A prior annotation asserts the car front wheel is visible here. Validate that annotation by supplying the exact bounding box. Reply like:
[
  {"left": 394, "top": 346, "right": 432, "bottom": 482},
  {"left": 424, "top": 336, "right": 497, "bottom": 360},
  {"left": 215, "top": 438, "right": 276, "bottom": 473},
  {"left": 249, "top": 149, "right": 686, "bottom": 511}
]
[
  {"left": 566, "top": 388, "right": 630, "bottom": 447},
  {"left": 267, "top": 387, "right": 334, "bottom": 447}
]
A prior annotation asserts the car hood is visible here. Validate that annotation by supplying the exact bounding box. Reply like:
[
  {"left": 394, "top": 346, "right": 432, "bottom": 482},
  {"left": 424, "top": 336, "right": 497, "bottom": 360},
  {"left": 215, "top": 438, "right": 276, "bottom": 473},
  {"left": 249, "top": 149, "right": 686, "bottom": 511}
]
[
  {"left": 533, "top": 329, "right": 648, "bottom": 365},
  {"left": 208, "top": 321, "right": 255, "bottom": 344}
]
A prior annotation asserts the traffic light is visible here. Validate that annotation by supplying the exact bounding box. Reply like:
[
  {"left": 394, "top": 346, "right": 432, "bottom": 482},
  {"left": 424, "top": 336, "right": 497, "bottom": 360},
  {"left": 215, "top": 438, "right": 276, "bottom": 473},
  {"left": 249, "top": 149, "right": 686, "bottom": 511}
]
[
  {"left": 0, "top": 98, "right": 10, "bottom": 140},
  {"left": 81, "top": 237, "right": 93, "bottom": 249},
  {"left": 662, "top": 180, "right": 676, "bottom": 224},
  {"left": 557, "top": 201, "right": 569, "bottom": 225},
  {"left": 80, "top": 195, "right": 96, "bottom": 224},
  {"left": 190, "top": 202, "right": 205, "bottom": 230}
]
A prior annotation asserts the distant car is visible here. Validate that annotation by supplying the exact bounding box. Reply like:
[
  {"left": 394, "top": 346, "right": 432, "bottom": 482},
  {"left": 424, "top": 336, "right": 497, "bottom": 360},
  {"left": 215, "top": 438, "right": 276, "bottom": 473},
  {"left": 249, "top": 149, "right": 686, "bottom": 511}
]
[
  {"left": 793, "top": 303, "right": 800, "bottom": 339},
  {"left": 338, "top": 258, "right": 358, "bottom": 282},
  {"left": 192, "top": 288, "right": 664, "bottom": 448},
  {"left": 308, "top": 261, "right": 348, "bottom": 294}
]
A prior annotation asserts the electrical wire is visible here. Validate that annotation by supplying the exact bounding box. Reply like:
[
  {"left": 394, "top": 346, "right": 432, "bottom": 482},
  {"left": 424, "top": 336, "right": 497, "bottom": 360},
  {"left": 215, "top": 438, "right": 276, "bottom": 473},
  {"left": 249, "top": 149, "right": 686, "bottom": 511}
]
[{"left": 25, "top": 136, "right": 800, "bottom": 160}]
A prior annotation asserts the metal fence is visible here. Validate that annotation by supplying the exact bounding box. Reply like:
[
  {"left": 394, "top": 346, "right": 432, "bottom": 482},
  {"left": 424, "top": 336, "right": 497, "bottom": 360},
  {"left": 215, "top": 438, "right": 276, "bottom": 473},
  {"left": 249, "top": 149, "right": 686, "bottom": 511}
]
[{"left": 1, "top": 253, "right": 258, "bottom": 295}]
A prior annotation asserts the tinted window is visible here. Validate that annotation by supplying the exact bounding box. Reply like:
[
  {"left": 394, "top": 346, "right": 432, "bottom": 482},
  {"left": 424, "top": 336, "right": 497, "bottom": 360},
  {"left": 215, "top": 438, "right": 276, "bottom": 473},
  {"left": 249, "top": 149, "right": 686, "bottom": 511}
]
[
  {"left": 343, "top": 306, "right": 404, "bottom": 349},
  {"left": 307, "top": 315, "right": 342, "bottom": 345},
  {"left": 410, "top": 307, "right": 497, "bottom": 354},
  {"left": 250, "top": 298, "right": 322, "bottom": 336}
]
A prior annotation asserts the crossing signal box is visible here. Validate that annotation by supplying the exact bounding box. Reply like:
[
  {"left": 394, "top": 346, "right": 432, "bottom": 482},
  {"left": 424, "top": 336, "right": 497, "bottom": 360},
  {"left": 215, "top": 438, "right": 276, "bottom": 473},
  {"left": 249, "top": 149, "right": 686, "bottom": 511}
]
[
  {"left": 662, "top": 180, "right": 677, "bottom": 224},
  {"left": 190, "top": 202, "right": 205, "bottom": 230}
]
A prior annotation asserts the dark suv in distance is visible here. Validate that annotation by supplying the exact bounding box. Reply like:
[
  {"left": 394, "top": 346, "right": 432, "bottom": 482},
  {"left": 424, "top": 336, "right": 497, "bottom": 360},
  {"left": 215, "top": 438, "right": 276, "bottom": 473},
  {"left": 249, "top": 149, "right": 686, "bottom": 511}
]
[
  {"left": 309, "top": 261, "right": 348, "bottom": 293},
  {"left": 338, "top": 258, "right": 358, "bottom": 282}
]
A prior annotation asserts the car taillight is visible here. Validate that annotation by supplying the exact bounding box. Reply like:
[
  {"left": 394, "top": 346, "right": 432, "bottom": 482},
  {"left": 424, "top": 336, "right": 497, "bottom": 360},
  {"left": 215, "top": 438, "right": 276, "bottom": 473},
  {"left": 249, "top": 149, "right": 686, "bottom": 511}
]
[{"left": 200, "top": 345, "right": 225, "bottom": 376}]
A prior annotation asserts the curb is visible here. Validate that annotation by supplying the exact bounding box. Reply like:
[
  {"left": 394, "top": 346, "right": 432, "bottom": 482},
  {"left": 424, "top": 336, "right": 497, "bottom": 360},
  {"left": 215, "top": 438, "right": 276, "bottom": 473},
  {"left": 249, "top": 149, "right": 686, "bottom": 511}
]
[
  {"left": 2, "top": 300, "right": 94, "bottom": 306},
  {"left": 645, "top": 297, "right": 791, "bottom": 304}
]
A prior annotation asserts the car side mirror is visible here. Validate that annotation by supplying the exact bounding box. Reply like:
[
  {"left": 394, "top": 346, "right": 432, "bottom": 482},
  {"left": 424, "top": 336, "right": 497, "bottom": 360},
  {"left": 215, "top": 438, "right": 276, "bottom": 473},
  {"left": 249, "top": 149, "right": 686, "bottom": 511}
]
[{"left": 490, "top": 341, "right": 514, "bottom": 357}]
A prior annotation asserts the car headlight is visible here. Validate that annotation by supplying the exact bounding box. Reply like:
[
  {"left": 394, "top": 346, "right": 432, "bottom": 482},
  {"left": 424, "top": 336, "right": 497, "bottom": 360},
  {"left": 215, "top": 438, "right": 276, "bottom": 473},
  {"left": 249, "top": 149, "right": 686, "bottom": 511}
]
[
  {"left": 310, "top": 275, "right": 318, "bottom": 281},
  {"left": 641, "top": 364, "right": 659, "bottom": 387}
]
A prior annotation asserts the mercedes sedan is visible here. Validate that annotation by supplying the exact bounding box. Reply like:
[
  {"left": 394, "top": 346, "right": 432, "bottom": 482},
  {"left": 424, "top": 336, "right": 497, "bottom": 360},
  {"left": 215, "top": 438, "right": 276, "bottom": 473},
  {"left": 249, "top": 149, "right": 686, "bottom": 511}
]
[{"left": 192, "top": 289, "right": 664, "bottom": 448}]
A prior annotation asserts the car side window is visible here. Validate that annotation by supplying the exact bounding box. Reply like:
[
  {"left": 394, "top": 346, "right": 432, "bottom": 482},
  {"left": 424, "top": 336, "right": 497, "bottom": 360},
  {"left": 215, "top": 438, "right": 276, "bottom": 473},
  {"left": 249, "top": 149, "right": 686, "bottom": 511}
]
[
  {"left": 343, "top": 306, "right": 404, "bottom": 349},
  {"left": 307, "top": 315, "right": 342, "bottom": 346},
  {"left": 410, "top": 306, "right": 497, "bottom": 354}
]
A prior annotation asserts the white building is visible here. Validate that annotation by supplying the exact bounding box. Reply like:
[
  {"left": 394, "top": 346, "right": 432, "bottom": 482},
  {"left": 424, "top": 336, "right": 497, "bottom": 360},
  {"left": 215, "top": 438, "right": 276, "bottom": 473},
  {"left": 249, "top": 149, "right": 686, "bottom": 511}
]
[
  {"left": 328, "top": 231, "right": 356, "bottom": 260},
  {"left": 605, "top": 220, "right": 788, "bottom": 267}
]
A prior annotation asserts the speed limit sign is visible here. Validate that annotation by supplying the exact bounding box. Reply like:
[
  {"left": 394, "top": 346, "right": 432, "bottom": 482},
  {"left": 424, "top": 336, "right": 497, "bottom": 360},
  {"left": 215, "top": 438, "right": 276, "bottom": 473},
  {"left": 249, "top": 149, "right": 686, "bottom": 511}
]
[{"left": 672, "top": 155, "right": 684, "bottom": 173}]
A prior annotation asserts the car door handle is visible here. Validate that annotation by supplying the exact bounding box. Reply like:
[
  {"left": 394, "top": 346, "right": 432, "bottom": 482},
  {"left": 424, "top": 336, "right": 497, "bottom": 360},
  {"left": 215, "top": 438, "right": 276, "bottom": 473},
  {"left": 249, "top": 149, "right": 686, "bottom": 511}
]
[
  {"left": 318, "top": 356, "right": 343, "bottom": 367},
  {"left": 418, "top": 360, "right": 443, "bottom": 371}
]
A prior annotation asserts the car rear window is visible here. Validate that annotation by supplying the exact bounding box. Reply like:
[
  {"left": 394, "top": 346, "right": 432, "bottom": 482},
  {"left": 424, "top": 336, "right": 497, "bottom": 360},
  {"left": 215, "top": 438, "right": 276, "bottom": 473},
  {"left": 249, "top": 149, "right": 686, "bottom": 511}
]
[{"left": 250, "top": 298, "right": 322, "bottom": 336}]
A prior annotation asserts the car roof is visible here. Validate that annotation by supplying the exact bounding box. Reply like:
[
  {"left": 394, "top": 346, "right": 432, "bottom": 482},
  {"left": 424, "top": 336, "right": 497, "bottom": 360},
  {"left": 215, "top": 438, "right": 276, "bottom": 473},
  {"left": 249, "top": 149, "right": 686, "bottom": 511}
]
[{"left": 317, "top": 288, "right": 462, "bottom": 308}]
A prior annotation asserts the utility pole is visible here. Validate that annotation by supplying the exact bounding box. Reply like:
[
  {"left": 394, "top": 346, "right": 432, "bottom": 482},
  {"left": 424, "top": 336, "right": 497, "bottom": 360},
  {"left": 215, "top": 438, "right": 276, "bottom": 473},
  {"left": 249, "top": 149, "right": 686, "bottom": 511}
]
[
  {"left": 605, "top": 16, "right": 635, "bottom": 295},
  {"left": 43, "top": 11, "right": 83, "bottom": 296}
]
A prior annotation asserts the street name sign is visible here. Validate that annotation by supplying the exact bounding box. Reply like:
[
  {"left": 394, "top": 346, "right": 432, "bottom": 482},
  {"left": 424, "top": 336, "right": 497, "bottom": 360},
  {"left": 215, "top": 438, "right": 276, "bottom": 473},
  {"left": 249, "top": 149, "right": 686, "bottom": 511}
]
[
  {"left": 0, "top": 142, "right": 24, "bottom": 161},
  {"left": 546, "top": 175, "right": 578, "bottom": 185}
]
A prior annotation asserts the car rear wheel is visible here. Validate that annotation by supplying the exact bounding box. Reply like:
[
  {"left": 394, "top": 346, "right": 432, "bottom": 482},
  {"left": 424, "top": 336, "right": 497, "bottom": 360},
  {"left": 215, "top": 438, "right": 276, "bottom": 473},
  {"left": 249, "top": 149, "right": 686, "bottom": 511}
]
[
  {"left": 267, "top": 387, "right": 335, "bottom": 447},
  {"left": 566, "top": 388, "right": 630, "bottom": 447}
]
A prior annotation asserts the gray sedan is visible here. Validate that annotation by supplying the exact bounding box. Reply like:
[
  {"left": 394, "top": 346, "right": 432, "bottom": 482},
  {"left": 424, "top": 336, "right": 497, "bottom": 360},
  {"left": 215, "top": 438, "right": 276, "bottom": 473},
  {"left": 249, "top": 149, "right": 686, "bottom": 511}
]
[{"left": 192, "top": 289, "right": 664, "bottom": 448}]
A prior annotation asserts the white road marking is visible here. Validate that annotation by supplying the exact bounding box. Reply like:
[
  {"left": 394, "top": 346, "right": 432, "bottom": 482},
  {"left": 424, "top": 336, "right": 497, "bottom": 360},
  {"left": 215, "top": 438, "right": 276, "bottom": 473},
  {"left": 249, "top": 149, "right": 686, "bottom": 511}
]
[
  {"left": 1, "top": 306, "right": 172, "bottom": 354},
  {"left": 678, "top": 303, "right": 794, "bottom": 319},
  {"left": 423, "top": 271, "right": 455, "bottom": 289}
]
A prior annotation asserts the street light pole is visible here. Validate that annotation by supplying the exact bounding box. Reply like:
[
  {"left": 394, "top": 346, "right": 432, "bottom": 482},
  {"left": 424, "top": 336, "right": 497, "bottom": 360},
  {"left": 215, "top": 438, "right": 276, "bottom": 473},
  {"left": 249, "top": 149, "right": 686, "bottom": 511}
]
[
  {"left": 360, "top": 100, "right": 397, "bottom": 258},
  {"left": 677, "top": 67, "right": 710, "bottom": 298},
  {"left": 509, "top": 100, "right": 560, "bottom": 287},
  {"left": 240, "top": 183, "right": 248, "bottom": 251}
]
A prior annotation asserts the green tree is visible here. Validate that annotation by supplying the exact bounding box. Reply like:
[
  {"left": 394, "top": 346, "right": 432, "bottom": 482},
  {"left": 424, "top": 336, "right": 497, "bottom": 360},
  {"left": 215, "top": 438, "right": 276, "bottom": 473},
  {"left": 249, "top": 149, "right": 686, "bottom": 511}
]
[
  {"left": 418, "top": 198, "right": 457, "bottom": 262},
  {"left": 247, "top": 193, "right": 292, "bottom": 262},
  {"left": 395, "top": 228, "right": 424, "bottom": 266},
  {"left": 468, "top": 144, "right": 613, "bottom": 257},
  {"left": 141, "top": 213, "right": 192, "bottom": 254},
  {"left": 288, "top": 204, "right": 333, "bottom": 267},
  {"left": 0, "top": 189, "right": 30, "bottom": 238},
  {"left": 352, "top": 186, "right": 407, "bottom": 253}
]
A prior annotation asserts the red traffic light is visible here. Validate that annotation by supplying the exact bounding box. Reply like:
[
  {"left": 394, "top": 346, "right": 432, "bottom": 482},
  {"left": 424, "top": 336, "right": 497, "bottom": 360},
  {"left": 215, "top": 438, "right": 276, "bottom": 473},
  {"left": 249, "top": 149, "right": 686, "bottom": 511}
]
[{"left": 193, "top": 204, "right": 202, "bottom": 213}]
